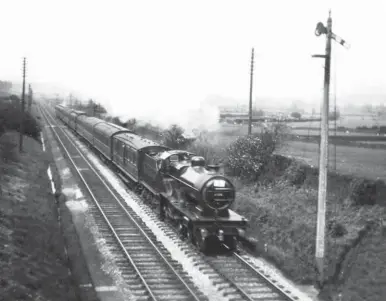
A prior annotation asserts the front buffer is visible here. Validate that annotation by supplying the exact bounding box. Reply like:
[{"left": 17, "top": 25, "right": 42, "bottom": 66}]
[{"left": 164, "top": 199, "right": 248, "bottom": 253}]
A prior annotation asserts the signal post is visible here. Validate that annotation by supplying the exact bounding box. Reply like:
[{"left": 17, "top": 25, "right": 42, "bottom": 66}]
[{"left": 312, "top": 11, "right": 349, "bottom": 288}]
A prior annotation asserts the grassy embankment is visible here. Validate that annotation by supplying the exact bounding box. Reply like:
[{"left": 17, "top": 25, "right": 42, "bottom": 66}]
[
  {"left": 185, "top": 127, "right": 386, "bottom": 301},
  {"left": 0, "top": 101, "right": 79, "bottom": 300}
]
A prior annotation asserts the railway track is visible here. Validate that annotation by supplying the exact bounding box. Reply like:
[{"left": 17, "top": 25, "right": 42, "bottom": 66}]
[
  {"left": 40, "top": 104, "right": 205, "bottom": 301},
  {"left": 205, "top": 251, "right": 299, "bottom": 301},
  {"left": 41, "top": 103, "right": 306, "bottom": 301}
]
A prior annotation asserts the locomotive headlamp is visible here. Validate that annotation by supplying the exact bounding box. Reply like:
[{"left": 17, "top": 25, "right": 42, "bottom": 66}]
[
  {"left": 237, "top": 228, "right": 246, "bottom": 237},
  {"left": 200, "top": 228, "right": 209, "bottom": 239},
  {"left": 218, "top": 229, "right": 224, "bottom": 241}
]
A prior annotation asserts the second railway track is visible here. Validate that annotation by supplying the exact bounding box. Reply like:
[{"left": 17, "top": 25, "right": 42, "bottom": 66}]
[
  {"left": 40, "top": 104, "right": 205, "bottom": 301},
  {"left": 205, "top": 252, "right": 299, "bottom": 301}
]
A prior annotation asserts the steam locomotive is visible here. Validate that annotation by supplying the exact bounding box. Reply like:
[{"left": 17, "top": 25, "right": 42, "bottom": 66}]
[{"left": 55, "top": 104, "right": 248, "bottom": 252}]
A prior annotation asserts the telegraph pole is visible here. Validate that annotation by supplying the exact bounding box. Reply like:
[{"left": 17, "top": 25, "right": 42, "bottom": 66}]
[
  {"left": 312, "top": 11, "right": 349, "bottom": 288},
  {"left": 19, "top": 57, "right": 26, "bottom": 153},
  {"left": 315, "top": 11, "right": 332, "bottom": 288},
  {"left": 248, "top": 48, "right": 254, "bottom": 135},
  {"left": 69, "top": 93, "right": 73, "bottom": 108},
  {"left": 28, "top": 84, "right": 32, "bottom": 111}
]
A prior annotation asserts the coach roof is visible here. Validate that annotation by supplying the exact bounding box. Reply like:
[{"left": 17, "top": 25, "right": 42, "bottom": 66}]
[
  {"left": 94, "top": 121, "right": 133, "bottom": 138},
  {"left": 70, "top": 109, "right": 87, "bottom": 116},
  {"left": 114, "top": 132, "right": 164, "bottom": 150}
]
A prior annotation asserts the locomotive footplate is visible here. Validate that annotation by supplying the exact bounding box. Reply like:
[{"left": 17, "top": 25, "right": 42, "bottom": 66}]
[{"left": 167, "top": 199, "right": 248, "bottom": 239}]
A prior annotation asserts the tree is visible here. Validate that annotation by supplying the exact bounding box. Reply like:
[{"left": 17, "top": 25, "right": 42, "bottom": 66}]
[
  {"left": 226, "top": 122, "right": 288, "bottom": 179},
  {"left": 0, "top": 81, "right": 12, "bottom": 93},
  {"left": 291, "top": 112, "right": 302, "bottom": 119},
  {"left": 329, "top": 110, "right": 340, "bottom": 120},
  {"left": 125, "top": 118, "right": 137, "bottom": 131},
  {"left": 162, "top": 124, "right": 191, "bottom": 149},
  {"left": 252, "top": 108, "right": 265, "bottom": 117}
]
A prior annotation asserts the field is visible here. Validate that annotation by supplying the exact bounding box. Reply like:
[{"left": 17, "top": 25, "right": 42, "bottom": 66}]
[
  {"left": 212, "top": 122, "right": 386, "bottom": 181},
  {"left": 291, "top": 115, "right": 386, "bottom": 129},
  {"left": 290, "top": 129, "right": 384, "bottom": 137},
  {"left": 221, "top": 113, "right": 386, "bottom": 135},
  {"left": 279, "top": 141, "right": 386, "bottom": 181}
]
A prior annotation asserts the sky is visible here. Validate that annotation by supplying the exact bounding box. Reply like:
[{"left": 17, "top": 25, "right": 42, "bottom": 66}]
[{"left": 0, "top": 0, "right": 385, "bottom": 129}]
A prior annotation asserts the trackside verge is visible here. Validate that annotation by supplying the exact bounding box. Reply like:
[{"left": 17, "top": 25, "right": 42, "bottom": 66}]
[{"left": 38, "top": 104, "right": 133, "bottom": 301}]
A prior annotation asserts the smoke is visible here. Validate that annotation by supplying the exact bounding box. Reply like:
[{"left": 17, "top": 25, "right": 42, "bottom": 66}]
[
  {"left": 34, "top": 81, "right": 222, "bottom": 135},
  {"left": 99, "top": 89, "right": 221, "bottom": 134}
]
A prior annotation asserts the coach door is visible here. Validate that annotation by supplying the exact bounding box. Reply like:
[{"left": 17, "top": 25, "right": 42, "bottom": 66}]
[
  {"left": 113, "top": 138, "right": 122, "bottom": 163},
  {"left": 123, "top": 145, "right": 138, "bottom": 180}
]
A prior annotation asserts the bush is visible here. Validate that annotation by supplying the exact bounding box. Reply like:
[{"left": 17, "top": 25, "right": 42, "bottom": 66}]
[
  {"left": 0, "top": 102, "right": 41, "bottom": 140},
  {"left": 0, "top": 118, "right": 5, "bottom": 136},
  {"left": 125, "top": 118, "right": 137, "bottom": 131},
  {"left": 187, "top": 139, "right": 225, "bottom": 165},
  {"left": 346, "top": 178, "right": 377, "bottom": 206},
  {"left": 282, "top": 162, "right": 308, "bottom": 186},
  {"left": 328, "top": 220, "right": 347, "bottom": 238},
  {"left": 226, "top": 135, "right": 272, "bottom": 179},
  {"left": 291, "top": 112, "right": 302, "bottom": 119},
  {"left": 225, "top": 124, "right": 287, "bottom": 179},
  {"left": 135, "top": 122, "right": 163, "bottom": 142},
  {"left": 161, "top": 124, "right": 192, "bottom": 149}
]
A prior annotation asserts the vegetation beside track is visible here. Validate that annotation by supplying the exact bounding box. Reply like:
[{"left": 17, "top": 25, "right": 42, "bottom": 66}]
[
  {"left": 0, "top": 129, "right": 79, "bottom": 301},
  {"left": 0, "top": 97, "right": 40, "bottom": 140}
]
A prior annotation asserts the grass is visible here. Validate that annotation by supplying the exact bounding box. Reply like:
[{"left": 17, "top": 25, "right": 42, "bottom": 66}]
[
  {"left": 290, "top": 129, "right": 384, "bottom": 136},
  {"left": 0, "top": 129, "right": 78, "bottom": 301},
  {"left": 320, "top": 225, "right": 386, "bottom": 301},
  {"left": 279, "top": 141, "right": 386, "bottom": 181},
  {"left": 232, "top": 179, "right": 386, "bottom": 281}
]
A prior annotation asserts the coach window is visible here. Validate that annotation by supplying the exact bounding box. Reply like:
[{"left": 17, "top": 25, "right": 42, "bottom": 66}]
[
  {"left": 126, "top": 148, "right": 131, "bottom": 163},
  {"left": 170, "top": 155, "right": 178, "bottom": 162},
  {"left": 115, "top": 140, "right": 120, "bottom": 154},
  {"left": 156, "top": 160, "right": 162, "bottom": 171}
]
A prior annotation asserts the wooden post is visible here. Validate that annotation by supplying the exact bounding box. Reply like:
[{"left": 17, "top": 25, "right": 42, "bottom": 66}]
[
  {"left": 19, "top": 57, "right": 26, "bottom": 153},
  {"left": 28, "top": 84, "right": 32, "bottom": 111},
  {"left": 315, "top": 11, "right": 332, "bottom": 288},
  {"left": 248, "top": 48, "right": 254, "bottom": 135},
  {"left": 312, "top": 13, "right": 349, "bottom": 287}
]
